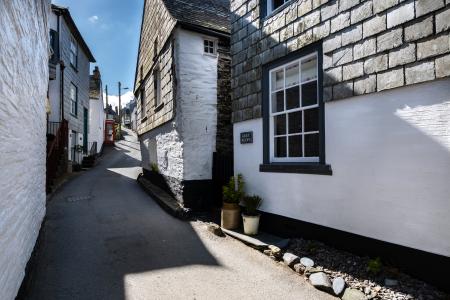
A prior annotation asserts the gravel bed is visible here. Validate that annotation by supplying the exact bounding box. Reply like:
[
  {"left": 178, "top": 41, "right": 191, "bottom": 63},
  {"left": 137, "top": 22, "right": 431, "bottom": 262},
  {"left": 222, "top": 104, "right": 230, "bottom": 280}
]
[{"left": 287, "top": 238, "right": 448, "bottom": 300}]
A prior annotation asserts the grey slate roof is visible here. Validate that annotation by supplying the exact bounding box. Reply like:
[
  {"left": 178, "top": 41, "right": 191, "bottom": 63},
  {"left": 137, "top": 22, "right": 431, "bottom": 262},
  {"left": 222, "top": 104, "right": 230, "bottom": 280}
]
[{"left": 163, "top": 0, "right": 230, "bottom": 34}]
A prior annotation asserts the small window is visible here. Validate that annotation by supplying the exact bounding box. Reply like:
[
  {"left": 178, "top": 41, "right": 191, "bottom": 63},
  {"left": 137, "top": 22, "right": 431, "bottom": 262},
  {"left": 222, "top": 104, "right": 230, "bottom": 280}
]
[
  {"left": 49, "top": 29, "right": 59, "bottom": 63},
  {"left": 69, "top": 37, "right": 78, "bottom": 68},
  {"left": 204, "top": 39, "right": 215, "bottom": 54},
  {"left": 70, "top": 83, "right": 78, "bottom": 116},
  {"left": 267, "top": 0, "right": 289, "bottom": 15},
  {"left": 153, "top": 69, "right": 161, "bottom": 107},
  {"left": 269, "top": 53, "right": 320, "bottom": 163},
  {"left": 153, "top": 38, "right": 158, "bottom": 61},
  {"left": 140, "top": 88, "right": 146, "bottom": 117}
]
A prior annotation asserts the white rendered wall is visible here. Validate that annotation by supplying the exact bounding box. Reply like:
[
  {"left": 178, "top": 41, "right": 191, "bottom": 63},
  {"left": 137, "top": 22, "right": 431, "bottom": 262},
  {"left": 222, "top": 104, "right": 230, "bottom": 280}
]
[
  {"left": 0, "top": 1, "right": 50, "bottom": 299},
  {"left": 89, "top": 95, "right": 105, "bottom": 153},
  {"left": 234, "top": 79, "right": 450, "bottom": 257},
  {"left": 175, "top": 28, "right": 218, "bottom": 181}
]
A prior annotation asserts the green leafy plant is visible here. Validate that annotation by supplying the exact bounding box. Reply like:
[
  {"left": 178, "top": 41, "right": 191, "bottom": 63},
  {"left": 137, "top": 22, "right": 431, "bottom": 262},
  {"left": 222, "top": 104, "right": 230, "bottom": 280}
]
[
  {"left": 222, "top": 174, "right": 244, "bottom": 204},
  {"left": 367, "top": 257, "right": 383, "bottom": 275},
  {"left": 242, "top": 195, "right": 262, "bottom": 216},
  {"left": 150, "top": 162, "right": 159, "bottom": 173}
]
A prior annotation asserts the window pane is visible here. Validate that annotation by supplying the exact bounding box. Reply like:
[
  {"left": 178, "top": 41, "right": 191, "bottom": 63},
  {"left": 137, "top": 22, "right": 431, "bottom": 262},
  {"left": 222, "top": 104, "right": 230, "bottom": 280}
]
[
  {"left": 288, "top": 111, "right": 302, "bottom": 134},
  {"left": 285, "top": 86, "right": 299, "bottom": 110},
  {"left": 304, "top": 108, "right": 319, "bottom": 132},
  {"left": 274, "top": 136, "right": 287, "bottom": 157},
  {"left": 301, "top": 56, "right": 317, "bottom": 82},
  {"left": 301, "top": 81, "right": 317, "bottom": 107},
  {"left": 271, "top": 69, "right": 284, "bottom": 90},
  {"left": 204, "top": 40, "right": 208, "bottom": 47},
  {"left": 288, "top": 135, "right": 302, "bottom": 157},
  {"left": 273, "top": 0, "right": 285, "bottom": 10},
  {"left": 304, "top": 133, "right": 319, "bottom": 157},
  {"left": 285, "top": 63, "right": 299, "bottom": 87},
  {"left": 271, "top": 91, "right": 284, "bottom": 113},
  {"left": 274, "top": 114, "right": 286, "bottom": 135}
]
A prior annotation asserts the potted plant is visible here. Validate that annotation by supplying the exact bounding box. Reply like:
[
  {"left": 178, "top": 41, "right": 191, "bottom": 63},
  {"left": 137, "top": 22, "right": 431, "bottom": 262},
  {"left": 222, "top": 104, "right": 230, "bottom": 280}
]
[
  {"left": 221, "top": 174, "right": 244, "bottom": 230},
  {"left": 242, "top": 195, "right": 262, "bottom": 235}
]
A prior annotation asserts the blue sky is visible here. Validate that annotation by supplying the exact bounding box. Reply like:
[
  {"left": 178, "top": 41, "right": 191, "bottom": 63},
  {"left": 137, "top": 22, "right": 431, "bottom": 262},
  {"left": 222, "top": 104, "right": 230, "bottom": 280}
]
[{"left": 53, "top": 0, "right": 143, "bottom": 106}]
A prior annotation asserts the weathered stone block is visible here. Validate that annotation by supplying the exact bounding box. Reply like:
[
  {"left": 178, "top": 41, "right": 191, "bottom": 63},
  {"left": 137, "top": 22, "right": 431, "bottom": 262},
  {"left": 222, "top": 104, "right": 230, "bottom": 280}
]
[
  {"left": 280, "top": 24, "right": 294, "bottom": 42},
  {"left": 354, "top": 75, "right": 376, "bottom": 95},
  {"left": 404, "top": 16, "right": 433, "bottom": 42},
  {"left": 342, "top": 24, "right": 362, "bottom": 46},
  {"left": 331, "top": 11, "right": 350, "bottom": 33},
  {"left": 324, "top": 86, "right": 333, "bottom": 101},
  {"left": 333, "top": 81, "right": 353, "bottom": 99},
  {"left": 436, "top": 7, "right": 450, "bottom": 33},
  {"left": 363, "top": 14, "right": 386, "bottom": 38},
  {"left": 298, "top": 0, "right": 313, "bottom": 17},
  {"left": 323, "top": 53, "right": 333, "bottom": 69},
  {"left": 417, "top": 35, "right": 450, "bottom": 60},
  {"left": 416, "top": 0, "right": 445, "bottom": 17},
  {"left": 343, "top": 61, "right": 364, "bottom": 80},
  {"left": 324, "top": 66, "right": 343, "bottom": 86},
  {"left": 389, "top": 43, "right": 416, "bottom": 68},
  {"left": 295, "top": 10, "right": 321, "bottom": 34},
  {"left": 377, "top": 28, "right": 402, "bottom": 52},
  {"left": 373, "top": 0, "right": 397, "bottom": 14},
  {"left": 339, "top": 0, "right": 359, "bottom": 12},
  {"left": 350, "top": 1, "right": 373, "bottom": 24},
  {"left": 323, "top": 33, "right": 342, "bottom": 53},
  {"left": 405, "top": 61, "right": 435, "bottom": 85},
  {"left": 435, "top": 54, "right": 450, "bottom": 78},
  {"left": 377, "top": 68, "right": 404, "bottom": 91},
  {"left": 297, "top": 29, "right": 314, "bottom": 48},
  {"left": 387, "top": 0, "right": 414, "bottom": 29},
  {"left": 312, "top": 20, "right": 330, "bottom": 39},
  {"left": 354, "top": 37, "right": 376, "bottom": 60},
  {"left": 333, "top": 46, "right": 353, "bottom": 66},
  {"left": 321, "top": 1, "right": 338, "bottom": 21},
  {"left": 364, "top": 54, "right": 388, "bottom": 74}
]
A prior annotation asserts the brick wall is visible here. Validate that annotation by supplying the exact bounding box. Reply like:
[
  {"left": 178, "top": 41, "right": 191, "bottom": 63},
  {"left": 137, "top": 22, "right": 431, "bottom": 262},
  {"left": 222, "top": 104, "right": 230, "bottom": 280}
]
[
  {"left": 230, "top": 0, "right": 450, "bottom": 123},
  {"left": 0, "top": 1, "right": 50, "bottom": 299}
]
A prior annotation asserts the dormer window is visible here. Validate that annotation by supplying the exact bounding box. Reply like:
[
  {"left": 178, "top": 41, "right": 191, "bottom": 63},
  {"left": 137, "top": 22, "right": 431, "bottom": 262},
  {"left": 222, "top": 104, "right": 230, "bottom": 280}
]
[
  {"left": 267, "top": 0, "right": 289, "bottom": 15},
  {"left": 204, "top": 39, "right": 215, "bottom": 55}
]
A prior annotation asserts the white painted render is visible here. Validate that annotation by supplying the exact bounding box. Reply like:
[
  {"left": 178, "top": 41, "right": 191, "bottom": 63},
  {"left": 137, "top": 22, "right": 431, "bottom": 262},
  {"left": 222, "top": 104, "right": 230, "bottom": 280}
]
[
  {"left": 89, "top": 95, "right": 105, "bottom": 154},
  {"left": 175, "top": 28, "right": 218, "bottom": 181},
  {"left": 234, "top": 78, "right": 450, "bottom": 257},
  {"left": 141, "top": 28, "right": 219, "bottom": 183},
  {"left": 0, "top": 1, "right": 50, "bottom": 299}
]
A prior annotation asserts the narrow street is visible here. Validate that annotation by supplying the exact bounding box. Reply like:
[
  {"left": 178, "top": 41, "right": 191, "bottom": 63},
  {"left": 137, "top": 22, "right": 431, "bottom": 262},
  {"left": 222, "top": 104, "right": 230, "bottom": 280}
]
[{"left": 26, "top": 128, "right": 332, "bottom": 300}]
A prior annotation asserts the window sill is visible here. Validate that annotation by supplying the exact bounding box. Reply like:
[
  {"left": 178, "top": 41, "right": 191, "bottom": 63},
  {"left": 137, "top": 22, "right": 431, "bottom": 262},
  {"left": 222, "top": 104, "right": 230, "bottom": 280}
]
[
  {"left": 259, "top": 163, "right": 332, "bottom": 175},
  {"left": 70, "top": 113, "right": 77, "bottom": 118},
  {"left": 70, "top": 64, "right": 78, "bottom": 72},
  {"left": 154, "top": 102, "right": 164, "bottom": 113}
]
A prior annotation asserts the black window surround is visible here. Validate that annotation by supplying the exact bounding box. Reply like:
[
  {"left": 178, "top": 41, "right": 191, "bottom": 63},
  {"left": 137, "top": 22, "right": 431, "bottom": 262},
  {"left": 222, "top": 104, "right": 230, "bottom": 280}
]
[
  {"left": 261, "top": 0, "right": 292, "bottom": 19},
  {"left": 261, "top": 42, "right": 332, "bottom": 175}
]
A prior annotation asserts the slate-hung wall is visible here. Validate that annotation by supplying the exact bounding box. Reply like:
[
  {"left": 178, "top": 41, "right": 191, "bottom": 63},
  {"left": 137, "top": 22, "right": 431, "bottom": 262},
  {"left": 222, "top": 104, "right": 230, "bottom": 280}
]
[
  {"left": 135, "top": 0, "right": 177, "bottom": 135},
  {"left": 230, "top": 0, "right": 450, "bottom": 123}
]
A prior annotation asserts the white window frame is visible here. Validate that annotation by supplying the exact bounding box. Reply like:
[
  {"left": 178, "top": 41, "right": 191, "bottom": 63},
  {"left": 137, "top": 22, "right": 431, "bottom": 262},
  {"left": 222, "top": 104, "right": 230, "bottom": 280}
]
[
  {"left": 269, "top": 52, "right": 319, "bottom": 163},
  {"left": 203, "top": 38, "right": 216, "bottom": 55},
  {"left": 267, "top": 0, "right": 290, "bottom": 15},
  {"left": 70, "top": 83, "right": 78, "bottom": 116},
  {"left": 70, "top": 36, "right": 78, "bottom": 68}
]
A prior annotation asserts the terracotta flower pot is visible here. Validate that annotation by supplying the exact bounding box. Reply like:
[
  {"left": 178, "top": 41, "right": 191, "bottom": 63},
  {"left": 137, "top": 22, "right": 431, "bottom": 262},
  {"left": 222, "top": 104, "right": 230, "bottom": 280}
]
[{"left": 221, "top": 202, "right": 240, "bottom": 229}]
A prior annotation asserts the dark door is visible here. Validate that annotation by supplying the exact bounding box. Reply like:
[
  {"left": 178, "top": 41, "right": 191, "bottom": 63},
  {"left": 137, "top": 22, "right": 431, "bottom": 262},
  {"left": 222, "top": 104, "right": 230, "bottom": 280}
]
[{"left": 83, "top": 108, "right": 88, "bottom": 153}]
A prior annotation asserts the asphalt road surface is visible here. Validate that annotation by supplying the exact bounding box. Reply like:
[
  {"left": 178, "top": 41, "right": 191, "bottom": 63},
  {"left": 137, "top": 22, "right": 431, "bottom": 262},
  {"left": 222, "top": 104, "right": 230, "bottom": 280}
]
[{"left": 26, "top": 128, "right": 333, "bottom": 300}]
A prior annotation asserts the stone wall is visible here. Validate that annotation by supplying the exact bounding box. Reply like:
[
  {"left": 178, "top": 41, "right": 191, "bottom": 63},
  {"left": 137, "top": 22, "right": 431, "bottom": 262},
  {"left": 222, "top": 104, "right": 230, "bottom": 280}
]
[
  {"left": 0, "top": 1, "right": 50, "bottom": 299},
  {"left": 216, "top": 37, "right": 234, "bottom": 155},
  {"left": 230, "top": 0, "right": 450, "bottom": 123},
  {"left": 135, "top": 0, "right": 177, "bottom": 136}
]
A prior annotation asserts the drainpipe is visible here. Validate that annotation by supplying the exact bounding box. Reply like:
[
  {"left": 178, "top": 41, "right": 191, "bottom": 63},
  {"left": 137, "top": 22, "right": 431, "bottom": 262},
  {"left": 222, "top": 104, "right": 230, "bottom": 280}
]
[{"left": 60, "top": 61, "right": 65, "bottom": 121}]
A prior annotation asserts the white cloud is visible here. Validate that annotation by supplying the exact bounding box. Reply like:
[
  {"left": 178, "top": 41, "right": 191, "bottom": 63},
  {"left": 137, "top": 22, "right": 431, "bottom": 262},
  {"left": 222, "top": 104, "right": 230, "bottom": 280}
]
[
  {"left": 103, "top": 91, "right": 135, "bottom": 109},
  {"left": 88, "top": 15, "right": 99, "bottom": 24}
]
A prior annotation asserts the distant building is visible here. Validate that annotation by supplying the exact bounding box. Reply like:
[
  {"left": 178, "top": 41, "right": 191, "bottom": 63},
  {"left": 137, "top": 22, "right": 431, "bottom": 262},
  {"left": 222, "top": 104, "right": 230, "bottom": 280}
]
[
  {"left": 134, "top": 0, "right": 232, "bottom": 210},
  {"left": 48, "top": 4, "right": 96, "bottom": 165},
  {"left": 0, "top": 1, "right": 50, "bottom": 299},
  {"left": 88, "top": 66, "right": 105, "bottom": 154}
]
